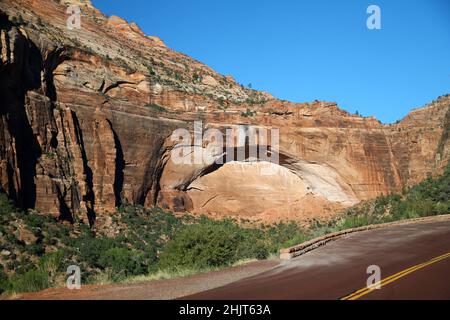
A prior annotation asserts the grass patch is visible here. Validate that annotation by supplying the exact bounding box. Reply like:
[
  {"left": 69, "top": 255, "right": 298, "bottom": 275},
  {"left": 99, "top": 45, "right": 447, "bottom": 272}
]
[
  {"left": 7, "top": 268, "right": 50, "bottom": 293},
  {"left": 121, "top": 258, "right": 264, "bottom": 284}
]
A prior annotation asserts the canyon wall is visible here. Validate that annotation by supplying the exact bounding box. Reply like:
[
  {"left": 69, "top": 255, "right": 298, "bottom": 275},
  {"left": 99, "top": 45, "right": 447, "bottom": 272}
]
[{"left": 0, "top": 0, "right": 449, "bottom": 224}]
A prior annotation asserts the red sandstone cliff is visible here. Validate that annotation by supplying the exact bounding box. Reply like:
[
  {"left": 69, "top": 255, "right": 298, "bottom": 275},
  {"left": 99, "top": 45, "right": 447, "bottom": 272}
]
[{"left": 0, "top": 0, "right": 449, "bottom": 224}]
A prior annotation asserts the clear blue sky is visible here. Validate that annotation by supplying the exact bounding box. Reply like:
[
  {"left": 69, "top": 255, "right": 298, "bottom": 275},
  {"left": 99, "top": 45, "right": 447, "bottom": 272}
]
[{"left": 92, "top": 0, "right": 450, "bottom": 123}]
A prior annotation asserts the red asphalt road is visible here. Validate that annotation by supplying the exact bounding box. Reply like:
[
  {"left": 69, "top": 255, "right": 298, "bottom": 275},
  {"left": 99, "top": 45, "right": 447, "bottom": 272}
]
[{"left": 184, "top": 219, "right": 450, "bottom": 300}]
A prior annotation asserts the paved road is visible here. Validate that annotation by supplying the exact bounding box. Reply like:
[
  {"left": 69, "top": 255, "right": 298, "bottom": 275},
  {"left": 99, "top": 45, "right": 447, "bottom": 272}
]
[{"left": 184, "top": 219, "right": 450, "bottom": 300}]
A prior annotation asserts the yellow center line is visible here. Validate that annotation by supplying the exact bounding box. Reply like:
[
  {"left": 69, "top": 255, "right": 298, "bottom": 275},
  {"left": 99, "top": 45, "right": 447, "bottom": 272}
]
[
  {"left": 341, "top": 252, "right": 450, "bottom": 300},
  {"left": 344, "top": 252, "right": 450, "bottom": 299}
]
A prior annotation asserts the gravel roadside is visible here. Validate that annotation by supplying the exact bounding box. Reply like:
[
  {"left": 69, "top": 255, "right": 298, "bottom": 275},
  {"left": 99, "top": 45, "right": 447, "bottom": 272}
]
[{"left": 13, "top": 259, "right": 280, "bottom": 300}]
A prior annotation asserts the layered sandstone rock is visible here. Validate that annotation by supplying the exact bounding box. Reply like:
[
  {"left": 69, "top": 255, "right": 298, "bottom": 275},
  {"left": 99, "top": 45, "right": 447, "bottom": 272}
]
[{"left": 0, "top": 0, "right": 448, "bottom": 224}]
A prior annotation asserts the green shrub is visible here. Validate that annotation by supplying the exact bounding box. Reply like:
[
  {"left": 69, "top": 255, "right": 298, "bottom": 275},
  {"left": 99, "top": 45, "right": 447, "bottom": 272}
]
[
  {"left": 158, "top": 219, "right": 243, "bottom": 270},
  {"left": 75, "top": 236, "right": 120, "bottom": 268},
  {"left": 0, "top": 268, "right": 8, "bottom": 294},
  {"left": 2, "top": 251, "right": 66, "bottom": 293},
  {"left": 0, "top": 193, "right": 15, "bottom": 217},
  {"left": 237, "top": 240, "right": 269, "bottom": 260},
  {"left": 26, "top": 243, "right": 45, "bottom": 256},
  {"left": 8, "top": 268, "right": 50, "bottom": 293},
  {"left": 241, "top": 108, "right": 256, "bottom": 117},
  {"left": 40, "top": 251, "right": 65, "bottom": 281},
  {"left": 23, "top": 213, "right": 54, "bottom": 228},
  {"left": 338, "top": 215, "right": 371, "bottom": 230},
  {"left": 147, "top": 66, "right": 156, "bottom": 76},
  {"left": 158, "top": 218, "right": 309, "bottom": 272},
  {"left": 266, "top": 222, "right": 307, "bottom": 251},
  {"left": 98, "top": 248, "right": 147, "bottom": 281}
]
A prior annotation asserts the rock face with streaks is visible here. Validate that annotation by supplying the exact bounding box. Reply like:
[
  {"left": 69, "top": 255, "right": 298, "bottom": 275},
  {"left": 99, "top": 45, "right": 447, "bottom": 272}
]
[{"left": 0, "top": 0, "right": 449, "bottom": 224}]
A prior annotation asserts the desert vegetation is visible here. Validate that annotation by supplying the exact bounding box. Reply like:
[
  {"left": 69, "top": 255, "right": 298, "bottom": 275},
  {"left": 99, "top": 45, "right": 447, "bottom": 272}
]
[
  {"left": 0, "top": 163, "right": 448, "bottom": 295},
  {"left": 241, "top": 108, "right": 257, "bottom": 117},
  {"left": 0, "top": 197, "right": 305, "bottom": 294}
]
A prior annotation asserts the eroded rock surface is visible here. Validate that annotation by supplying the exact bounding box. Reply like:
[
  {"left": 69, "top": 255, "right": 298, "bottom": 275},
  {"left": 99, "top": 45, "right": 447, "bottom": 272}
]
[{"left": 0, "top": 0, "right": 449, "bottom": 223}]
